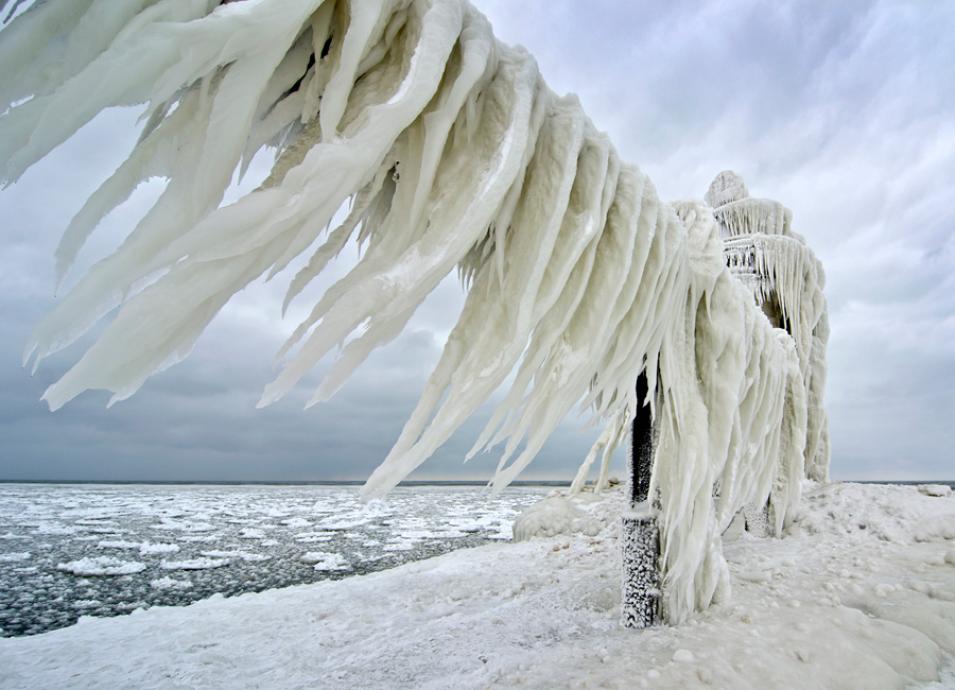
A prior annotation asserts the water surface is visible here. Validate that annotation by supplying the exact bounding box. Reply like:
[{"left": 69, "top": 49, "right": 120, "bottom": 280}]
[{"left": 0, "top": 483, "right": 549, "bottom": 637}]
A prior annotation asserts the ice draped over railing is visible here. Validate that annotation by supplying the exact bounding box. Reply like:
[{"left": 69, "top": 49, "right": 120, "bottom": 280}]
[
  {"left": 0, "top": 0, "right": 828, "bottom": 624},
  {"left": 711, "top": 171, "right": 830, "bottom": 485}
]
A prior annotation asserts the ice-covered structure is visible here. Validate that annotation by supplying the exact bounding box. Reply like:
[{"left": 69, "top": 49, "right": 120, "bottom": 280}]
[
  {"left": 710, "top": 172, "right": 830, "bottom": 485},
  {"left": 0, "top": 0, "right": 828, "bottom": 625}
]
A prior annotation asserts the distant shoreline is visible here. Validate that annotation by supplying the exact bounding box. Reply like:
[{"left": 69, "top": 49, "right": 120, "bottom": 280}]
[
  {"left": 0, "top": 479, "right": 574, "bottom": 487},
  {"left": 0, "top": 479, "right": 952, "bottom": 487}
]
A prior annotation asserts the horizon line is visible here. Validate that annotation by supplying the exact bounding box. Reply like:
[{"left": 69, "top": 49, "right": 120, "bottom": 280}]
[{"left": 0, "top": 478, "right": 952, "bottom": 486}]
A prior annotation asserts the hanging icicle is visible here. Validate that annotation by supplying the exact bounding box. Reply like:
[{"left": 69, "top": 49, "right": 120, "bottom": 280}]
[{"left": 0, "top": 1, "right": 829, "bottom": 624}]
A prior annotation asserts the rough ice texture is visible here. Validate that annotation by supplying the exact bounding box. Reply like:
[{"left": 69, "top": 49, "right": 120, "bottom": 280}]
[
  {"left": 620, "top": 512, "right": 660, "bottom": 628},
  {"left": 919, "top": 484, "right": 953, "bottom": 498},
  {"left": 512, "top": 495, "right": 601, "bottom": 541},
  {"left": 1, "top": 1, "right": 828, "bottom": 623},
  {"left": 3, "top": 484, "right": 954, "bottom": 689}
]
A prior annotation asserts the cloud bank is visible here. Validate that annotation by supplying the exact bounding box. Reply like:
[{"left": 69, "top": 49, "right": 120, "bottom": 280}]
[{"left": 1, "top": 0, "right": 952, "bottom": 481}]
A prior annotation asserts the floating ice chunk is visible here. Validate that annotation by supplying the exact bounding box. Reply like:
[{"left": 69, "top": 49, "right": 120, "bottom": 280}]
[
  {"left": 918, "top": 484, "right": 952, "bottom": 498},
  {"left": 138, "top": 542, "right": 180, "bottom": 555},
  {"left": 71, "top": 599, "right": 102, "bottom": 610},
  {"left": 57, "top": 556, "right": 146, "bottom": 576},
  {"left": 160, "top": 557, "right": 230, "bottom": 571},
  {"left": 97, "top": 540, "right": 139, "bottom": 550},
  {"left": 383, "top": 539, "right": 417, "bottom": 552},
  {"left": 149, "top": 576, "right": 194, "bottom": 591},
  {"left": 81, "top": 526, "right": 127, "bottom": 535},
  {"left": 314, "top": 518, "right": 372, "bottom": 531},
  {"left": 280, "top": 517, "right": 310, "bottom": 528},
  {"left": 300, "top": 552, "right": 350, "bottom": 571},
  {"left": 201, "top": 550, "right": 270, "bottom": 562},
  {"left": 238, "top": 528, "right": 267, "bottom": 539},
  {"left": 34, "top": 523, "right": 76, "bottom": 535},
  {"left": 98, "top": 540, "right": 180, "bottom": 555},
  {"left": 294, "top": 531, "right": 336, "bottom": 543},
  {"left": 153, "top": 520, "right": 214, "bottom": 533},
  {"left": 0, "top": 552, "right": 30, "bottom": 562}
]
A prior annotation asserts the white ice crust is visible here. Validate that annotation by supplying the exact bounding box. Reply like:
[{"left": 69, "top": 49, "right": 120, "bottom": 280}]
[{"left": 0, "top": 0, "right": 829, "bottom": 623}]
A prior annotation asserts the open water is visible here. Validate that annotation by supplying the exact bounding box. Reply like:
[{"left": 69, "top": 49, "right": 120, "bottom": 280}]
[{"left": 0, "top": 483, "right": 550, "bottom": 637}]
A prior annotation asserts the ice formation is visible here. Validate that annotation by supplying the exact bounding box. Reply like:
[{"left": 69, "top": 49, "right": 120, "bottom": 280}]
[{"left": 1, "top": 0, "right": 829, "bottom": 623}]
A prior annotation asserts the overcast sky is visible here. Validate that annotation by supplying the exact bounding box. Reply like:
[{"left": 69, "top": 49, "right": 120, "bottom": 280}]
[{"left": 1, "top": 0, "right": 953, "bottom": 482}]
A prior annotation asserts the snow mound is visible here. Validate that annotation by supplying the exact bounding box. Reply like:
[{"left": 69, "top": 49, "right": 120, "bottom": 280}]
[
  {"left": 57, "top": 556, "right": 145, "bottom": 576},
  {"left": 794, "top": 482, "right": 952, "bottom": 544},
  {"left": 512, "top": 496, "right": 602, "bottom": 541},
  {"left": 914, "top": 516, "right": 955, "bottom": 542},
  {"left": 919, "top": 484, "right": 953, "bottom": 498},
  {"left": 672, "top": 649, "right": 696, "bottom": 663}
]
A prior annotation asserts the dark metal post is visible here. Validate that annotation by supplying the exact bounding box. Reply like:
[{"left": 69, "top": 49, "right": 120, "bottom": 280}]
[
  {"left": 621, "top": 371, "right": 661, "bottom": 628},
  {"left": 629, "top": 372, "right": 654, "bottom": 504}
]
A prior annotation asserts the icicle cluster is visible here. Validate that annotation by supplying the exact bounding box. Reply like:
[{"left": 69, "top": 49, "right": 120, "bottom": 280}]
[
  {"left": 713, "top": 172, "right": 830, "bottom": 483},
  {"left": 1, "top": 2, "right": 828, "bottom": 624},
  {"left": 612, "top": 198, "right": 815, "bottom": 622},
  {"left": 566, "top": 178, "right": 828, "bottom": 623}
]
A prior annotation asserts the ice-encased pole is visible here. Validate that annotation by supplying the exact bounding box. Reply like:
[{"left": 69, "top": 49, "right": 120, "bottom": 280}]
[
  {"left": 621, "top": 370, "right": 660, "bottom": 628},
  {"left": 629, "top": 371, "right": 654, "bottom": 505}
]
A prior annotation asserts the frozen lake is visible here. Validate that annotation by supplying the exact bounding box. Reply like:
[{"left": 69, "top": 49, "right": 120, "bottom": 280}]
[{"left": 0, "top": 483, "right": 550, "bottom": 637}]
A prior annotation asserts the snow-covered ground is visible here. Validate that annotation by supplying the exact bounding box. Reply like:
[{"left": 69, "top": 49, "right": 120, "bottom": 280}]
[{"left": 1, "top": 482, "right": 953, "bottom": 689}]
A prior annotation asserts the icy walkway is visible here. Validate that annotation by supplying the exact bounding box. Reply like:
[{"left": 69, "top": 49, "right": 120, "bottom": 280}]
[{"left": 1, "top": 483, "right": 954, "bottom": 689}]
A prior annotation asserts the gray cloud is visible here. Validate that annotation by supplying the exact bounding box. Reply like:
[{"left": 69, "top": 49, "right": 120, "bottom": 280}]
[{"left": 2, "top": 1, "right": 953, "bottom": 481}]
